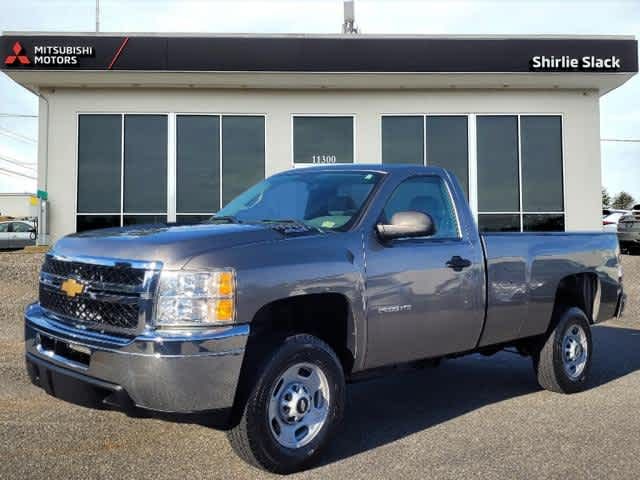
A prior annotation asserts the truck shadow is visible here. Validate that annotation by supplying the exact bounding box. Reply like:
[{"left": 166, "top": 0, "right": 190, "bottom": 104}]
[{"left": 316, "top": 322, "right": 640, "bottom": 468}]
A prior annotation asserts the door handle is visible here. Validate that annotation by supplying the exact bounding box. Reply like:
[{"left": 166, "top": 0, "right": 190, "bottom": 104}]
[{"left": 446, "top": 256, "right": 472, "bottom": 272}]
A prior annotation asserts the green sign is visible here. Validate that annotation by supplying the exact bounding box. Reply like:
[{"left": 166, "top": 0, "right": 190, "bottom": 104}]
[{"left": 36, "top": 190, "right": 48, "bottom": 201}]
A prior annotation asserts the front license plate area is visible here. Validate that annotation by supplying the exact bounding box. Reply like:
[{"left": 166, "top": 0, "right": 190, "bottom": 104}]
[{"left": 36, "top": 333, "right": 91, "bottom": 368}]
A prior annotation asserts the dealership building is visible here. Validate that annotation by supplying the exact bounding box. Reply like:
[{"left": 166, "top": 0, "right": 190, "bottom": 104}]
[{"left": 0, "top": 32, "right": 637, "bottom": 243}]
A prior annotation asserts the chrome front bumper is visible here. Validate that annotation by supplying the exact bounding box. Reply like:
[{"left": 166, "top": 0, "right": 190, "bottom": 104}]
[{"left": 25, "top": 303, "right": 249, "bottom": 414}]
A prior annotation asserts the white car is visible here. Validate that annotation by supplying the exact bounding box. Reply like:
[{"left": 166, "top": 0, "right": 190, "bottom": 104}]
[
  {"left": 0, "top": 220, "right": 37, "bottom": 249},
  {"left": 603, "top": 209, "right": 630, "bottom": 232}
]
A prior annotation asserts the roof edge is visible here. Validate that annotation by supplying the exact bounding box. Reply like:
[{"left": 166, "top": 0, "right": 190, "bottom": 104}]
[{"left": 0, "top": 31, "right": 636, "bottom": 41}]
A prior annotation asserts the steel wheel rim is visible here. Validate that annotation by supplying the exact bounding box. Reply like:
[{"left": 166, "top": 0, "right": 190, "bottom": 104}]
[
  {"left": 562, "top": 324, "right": 588, "bottom": 380},
  {"left": 268, "top": 362, "right": 330, "bottom": 449}
]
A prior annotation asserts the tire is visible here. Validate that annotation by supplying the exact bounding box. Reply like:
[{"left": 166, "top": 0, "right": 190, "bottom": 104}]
[
  {"left": 532, "top": 307, "right": 592, "bottom": 394},
  {"left": 227, "top": 334, "right": 345, "bottom": 474}
]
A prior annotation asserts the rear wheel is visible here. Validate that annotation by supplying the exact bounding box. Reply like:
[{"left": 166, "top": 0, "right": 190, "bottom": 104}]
[
  {"left": 532, "top": 307, "right": 592, "bottom": 394},
  {"left": 227, "top": 334, "right": 345, "bottom": 474}
]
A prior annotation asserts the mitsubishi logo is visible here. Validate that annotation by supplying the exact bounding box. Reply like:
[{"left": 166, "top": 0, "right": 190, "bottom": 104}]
[{"left": 5, "top": 41, "right": 30, "bottom": 65}]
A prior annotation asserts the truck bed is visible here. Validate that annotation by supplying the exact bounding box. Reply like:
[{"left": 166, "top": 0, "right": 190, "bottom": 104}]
[{"left": 478, "top": 232, "right": 621, "bottom": 347}]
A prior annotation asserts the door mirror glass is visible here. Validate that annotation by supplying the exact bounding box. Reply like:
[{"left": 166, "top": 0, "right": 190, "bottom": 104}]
[{"left": 376, "top": 211, "right": 436, "bottom": 240}]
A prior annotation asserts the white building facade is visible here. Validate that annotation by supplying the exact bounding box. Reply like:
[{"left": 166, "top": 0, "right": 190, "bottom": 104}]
[{"left": 1, "top": 33, "right": 637, "bottom": 242}]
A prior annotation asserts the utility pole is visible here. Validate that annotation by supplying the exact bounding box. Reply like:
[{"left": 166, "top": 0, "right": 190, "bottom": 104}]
[
  {"left": 96, "top": 0, "right": 100, "bottom": 33},
  {"left": 342, "top": 0, "right": 360, "bottom": 34}
]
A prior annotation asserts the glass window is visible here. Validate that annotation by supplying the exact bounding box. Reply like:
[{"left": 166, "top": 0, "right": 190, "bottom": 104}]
[
  {"left": 177, "top": 115, "right": 220, "bottom": 213},
  {"left": 11, "top": 222, "right": 32, "bottom": 232},
  {"left": 478, "top": 214, "right": 521, "bottom": 232},
  {"left": 523, "top": 214, "right": 565, "bottom": 232},
  {"left": 293, "top": 116, "right": 354, "bottom": 164},
  {"left": 77, "top": 114, "right": 121, "bottom": 213},
  {"left": 76, "top": 215, "right": 120, "bottom": 232},
  {"left": 124, "top": 215, "right": 167, "bottom": 226},
  {"left": 521, "top": 116, "right": 563, "bottom": 212},
  {"left": 477, "top": 116, "right": 519, "bottom": 212},
  {"left": 222, "top": 116, "right": 265, "bottom": 206},
  {"left": 123, "top": 115, "right": 167, "bottom": 213},
  {"left": 383, "top": 176, "right": 459, "bottom": 239},
  {"left": 0, "top": 223, "right": 9, "bottom": 233},
  {"left": 382, "top": 116, "right": 423, "bottom": 165},
  {"left": 426, "top": 116, "right": 469, "bottom": 199},
  {"left": 217, "top": 171, "right": 381, "bottom": 231}
]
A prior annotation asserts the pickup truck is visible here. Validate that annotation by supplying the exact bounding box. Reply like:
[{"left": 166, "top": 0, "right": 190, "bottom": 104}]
[{"left": 25, "top": 165, "right": 625, "bottom": 473}]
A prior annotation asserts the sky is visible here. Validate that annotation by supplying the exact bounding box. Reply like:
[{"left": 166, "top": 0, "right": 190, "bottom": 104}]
[{"left": 0, "top": 0, "right": 638, "bottom": 201}]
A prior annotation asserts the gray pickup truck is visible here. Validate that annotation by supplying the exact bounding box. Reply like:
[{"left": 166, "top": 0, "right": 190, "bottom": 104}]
[{"left": 25, "top": 165, "right": 625, "bottom": 473}]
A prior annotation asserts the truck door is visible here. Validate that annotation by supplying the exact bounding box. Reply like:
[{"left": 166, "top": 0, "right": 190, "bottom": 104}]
[{"left": 364, "top": 175, "right": 485, "bottom": 368}]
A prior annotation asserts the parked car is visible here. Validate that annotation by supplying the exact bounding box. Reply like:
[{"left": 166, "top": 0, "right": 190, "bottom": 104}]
[
  {"left": 24, "top": 165, "right": 625, "bottom": 473},
  {"left": 617, "top": 205, "right": 640, "bottom": 253},
  {"left": 602, "top": 208, "right": 631, "bottom": 232},
  {"left": 0, "top": 220, "right": 36, "bottom": 249}
]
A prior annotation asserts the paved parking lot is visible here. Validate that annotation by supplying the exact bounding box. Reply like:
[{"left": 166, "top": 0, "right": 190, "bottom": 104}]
[{"left": 1, "top": 252, "right": 639, "bottom": 479}]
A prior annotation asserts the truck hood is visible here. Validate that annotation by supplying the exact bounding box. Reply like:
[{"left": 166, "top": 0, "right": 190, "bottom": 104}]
[{"left": 51, "top": 223, "right": 288, "bottom": 269}]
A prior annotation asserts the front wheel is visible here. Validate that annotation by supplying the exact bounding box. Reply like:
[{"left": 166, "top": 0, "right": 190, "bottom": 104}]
[
  {"left": 532, "top": 307, "right": 592, "bottom": 394},
  {"left": 227, "top": 334, "right": 345, "bottom": 474}
]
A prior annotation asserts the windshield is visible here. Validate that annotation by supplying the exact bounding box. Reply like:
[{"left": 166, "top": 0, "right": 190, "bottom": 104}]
[{"left": 216, "top": 170, "right": 383, "bottom": 231}]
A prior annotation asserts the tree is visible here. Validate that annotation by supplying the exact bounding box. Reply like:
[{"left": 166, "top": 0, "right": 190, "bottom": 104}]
[
  {"left": 612, "top": 191, "right": 636, "bottom": 210},
  {"left": 602, "top": 188, "right": 611, "bottom": 207}
]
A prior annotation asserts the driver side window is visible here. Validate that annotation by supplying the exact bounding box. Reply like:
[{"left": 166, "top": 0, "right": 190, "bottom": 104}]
[{"left": 383, "top": 176, "right": 460, "bottom": 239}]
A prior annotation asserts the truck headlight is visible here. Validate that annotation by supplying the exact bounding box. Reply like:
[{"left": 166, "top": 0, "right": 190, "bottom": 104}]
[{"left": 155, "top": 269, "right": 236, "bottom": 327}]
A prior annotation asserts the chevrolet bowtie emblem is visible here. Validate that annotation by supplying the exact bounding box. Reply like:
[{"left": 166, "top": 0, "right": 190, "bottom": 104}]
[{"left": 60, "top": 278, "right": 84, "bottom": 298}]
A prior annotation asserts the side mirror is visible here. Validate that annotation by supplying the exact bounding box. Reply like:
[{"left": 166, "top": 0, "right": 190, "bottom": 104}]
[{"left": 376, "top": 211, "right": 436, "bottom": 240}]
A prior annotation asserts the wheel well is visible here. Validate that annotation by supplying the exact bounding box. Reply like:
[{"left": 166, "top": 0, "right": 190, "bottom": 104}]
[
  {"left": 249, "top": 293, "right": 355, "bottom": 374},
  {"left": 552, "top": 273, "right": 600, "bottom": 324}
]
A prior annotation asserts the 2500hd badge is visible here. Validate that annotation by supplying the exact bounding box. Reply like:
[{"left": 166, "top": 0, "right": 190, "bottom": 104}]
[{"left": 25, "top": 165, "right": 625, "bottom": 473}]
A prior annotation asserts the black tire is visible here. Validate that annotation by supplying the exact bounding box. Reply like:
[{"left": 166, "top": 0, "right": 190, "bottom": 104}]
[
  {"left": 227, "top": 334, "right": 345, "bottom": 474},
  {"left": 532, "top": 307, "right": 592, "bottom": 394}
]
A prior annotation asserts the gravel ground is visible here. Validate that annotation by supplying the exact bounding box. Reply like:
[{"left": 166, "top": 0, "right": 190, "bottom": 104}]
[{"left": 0, "top": 252, "right": 639, "bottom": 479}]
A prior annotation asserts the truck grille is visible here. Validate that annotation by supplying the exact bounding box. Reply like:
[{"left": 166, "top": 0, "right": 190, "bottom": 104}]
[
  {"left": 42, "top": 256, "right": 145, "bottom": 286},
  {"left": 39, "top": 255, "right": 160, "bottom": 334},
  {"left": 39, "top": 285, "right": 140, "bottom": 329}
]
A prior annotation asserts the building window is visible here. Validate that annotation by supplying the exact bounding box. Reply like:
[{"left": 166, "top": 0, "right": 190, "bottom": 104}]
[
  {"left": 176, "top": 115, "right": 220, "bottom": 216},
  {"left": 77, "top": 114, "right": 121, "bottom": 218},
  {"left": 175, "top": 114, "right": 265, "bottom": 222},
  {"left": 426, "top": 116, "right": 469, "bottom": 199},
  {"left": 293, "top": 116, "right": 354, "bottom": 165},
  {"left": 381, "top": 115, "right": 469, "bottom": 198},
  {"left": 77, "top": 113, "right": 265, "bottom": 232},
  {"left": 382, "top": 116, "right": 423, "bottom": 165},
  {"left": 477, "top": 115, "right": 564, "bottom": 232},
  {"left": 222, "top": 116, "right": 266, "bottom": 205},
  {"left": 124, "top": 115, "right": 168, "bottom": 215},
  {"left": 520, "top": 115, "right": 564, "bottom": 213},
  {"left": 77, "top": 114, "right": 168, "bottom": 231}
]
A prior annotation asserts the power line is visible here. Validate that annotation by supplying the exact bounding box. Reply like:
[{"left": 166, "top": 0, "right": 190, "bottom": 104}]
[
  {"left": 0, "top": 166, "right": 36, "bottom": 180},
  {"left": 0, "top": 127, "right": 37, "bottom": 144},
  {"left": 601, "top": 138, "right": 640, "bottom": 143},
  {"left": 0, "top": 152, "right": 37, "bottom": 169},
  {"left": 0, "top": 113, "right": 38, "bottom": 118}
]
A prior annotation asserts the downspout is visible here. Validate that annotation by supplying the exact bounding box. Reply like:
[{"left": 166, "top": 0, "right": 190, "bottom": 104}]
[{"left": 23, "top": 85, "right": 49, "bottom": 246}]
